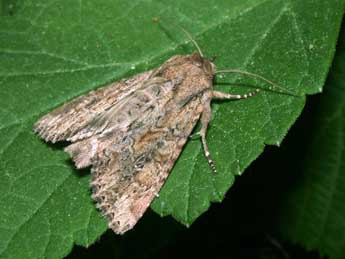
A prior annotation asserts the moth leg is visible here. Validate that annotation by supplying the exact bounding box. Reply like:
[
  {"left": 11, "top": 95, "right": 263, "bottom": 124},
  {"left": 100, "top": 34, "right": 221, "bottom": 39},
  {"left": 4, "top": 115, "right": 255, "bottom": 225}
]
[
  {"left": 212, "top": 89, "right": 260, "bottom": 100},
  {"left": 200, "top": 99, "right": 217, "bottom": 173}
]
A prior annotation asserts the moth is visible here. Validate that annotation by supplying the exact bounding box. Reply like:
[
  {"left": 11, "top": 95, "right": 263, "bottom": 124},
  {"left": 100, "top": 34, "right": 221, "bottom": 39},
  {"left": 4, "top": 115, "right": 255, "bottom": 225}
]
[{"left": 34, "top": 21, "right": 292, "bottom": 234}]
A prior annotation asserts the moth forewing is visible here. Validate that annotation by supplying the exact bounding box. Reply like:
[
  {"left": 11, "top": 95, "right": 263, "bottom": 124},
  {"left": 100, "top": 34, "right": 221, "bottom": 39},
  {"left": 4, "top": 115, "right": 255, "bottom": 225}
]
[
  {"left": 34, "top": 70, "right": 155, "bottom": 143},
  {"left": 34, "top": 53, "right": 217, "bottom": 234},
  {"left": 90, "top": 93, "right": 204, "bottom": 233}
]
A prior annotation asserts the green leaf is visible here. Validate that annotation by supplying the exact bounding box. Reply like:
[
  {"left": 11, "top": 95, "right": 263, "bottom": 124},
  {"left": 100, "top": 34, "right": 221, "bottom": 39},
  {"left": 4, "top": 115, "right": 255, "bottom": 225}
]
[
  {"left": 0, "top": 0, "right": 344, "bottom": 258},
  {"left": 277, "top": 24, "right": 345, "bottom": 259}
]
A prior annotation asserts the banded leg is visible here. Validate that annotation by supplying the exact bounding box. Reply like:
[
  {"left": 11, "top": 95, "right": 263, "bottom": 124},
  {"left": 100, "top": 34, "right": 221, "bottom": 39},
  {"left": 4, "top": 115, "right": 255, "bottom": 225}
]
[
  {"left": 200, "top": 97, "right": 217, "bottom": 173},
  {"left": 212, "top": 89, "right": 260, "bottom": 100}
]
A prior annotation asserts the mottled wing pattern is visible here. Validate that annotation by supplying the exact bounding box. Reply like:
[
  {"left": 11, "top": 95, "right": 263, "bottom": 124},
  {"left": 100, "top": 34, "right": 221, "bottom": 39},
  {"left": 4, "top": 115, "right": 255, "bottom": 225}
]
[
  {"left": 90, "top": 96, "right": 204, "bottom": 234},
  {"left": 34, "top": 70, "right": 154, "bottom": 143},
  {"left": 62, "top": 76, "right": 178, "bottom": 169},
  {"left": 34, "top": 53, "right": 214, "bottom": 234}
]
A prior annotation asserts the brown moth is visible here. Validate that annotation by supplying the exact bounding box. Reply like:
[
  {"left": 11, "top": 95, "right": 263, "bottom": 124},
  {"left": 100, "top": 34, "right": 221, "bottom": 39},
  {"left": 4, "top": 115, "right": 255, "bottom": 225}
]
[{"left": 34, "top": 21, "right": 291, "bottom": 234}]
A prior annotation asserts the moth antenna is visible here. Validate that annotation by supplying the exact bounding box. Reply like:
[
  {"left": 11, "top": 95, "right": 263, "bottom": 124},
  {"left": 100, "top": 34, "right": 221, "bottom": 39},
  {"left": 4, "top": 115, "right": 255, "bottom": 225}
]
[
  {"left": 215, "top": 69, "right": 299, "bottom": 96},
  {"left": 153, "top": 17, "right": 204, "bottom": 57}
]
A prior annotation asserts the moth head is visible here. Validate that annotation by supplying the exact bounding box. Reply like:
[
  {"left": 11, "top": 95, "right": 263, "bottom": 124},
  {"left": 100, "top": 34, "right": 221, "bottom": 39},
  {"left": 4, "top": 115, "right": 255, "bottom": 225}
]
[
  {"left": 153, "top": 19, "right": 216, "bottom": 76},
  {"left": 153, "top": 18, "right": 298, "bottom": 97},
  {"left": 190, "top": 52, "right": 216, "bottom": 77}
]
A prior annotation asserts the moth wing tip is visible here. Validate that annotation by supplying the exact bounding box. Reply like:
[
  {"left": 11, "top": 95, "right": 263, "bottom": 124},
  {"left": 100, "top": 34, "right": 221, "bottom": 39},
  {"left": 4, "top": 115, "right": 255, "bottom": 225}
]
[
  {"left": 92, "top": 190, "right": 137, "bottom": 235},
  {"left": 109, "top": 220, "right": 134, "bottom": 235}
]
